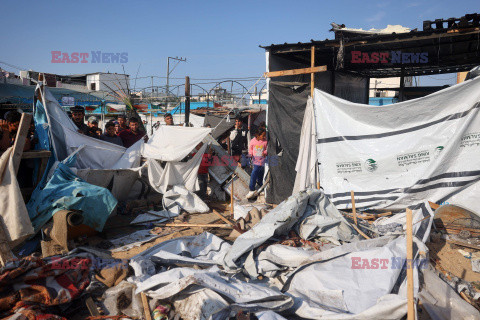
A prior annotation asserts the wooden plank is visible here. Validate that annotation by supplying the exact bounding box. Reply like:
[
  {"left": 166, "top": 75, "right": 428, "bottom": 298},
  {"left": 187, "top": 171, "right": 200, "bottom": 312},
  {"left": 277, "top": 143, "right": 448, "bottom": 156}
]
[
  {"left": 85, "top": 296, "right": 100, "bottom": 316},
  {"left": 351, "top": 191, "right": 358, "bottom": 226},
  {"left": 231, "top": 175, "right": 235, "bottom": 217},
  {"left": 428, "top": 201, "right": 440, "bottom": 210},
  {"left": 21, "top": 150, "right": 51, "bottom": 159},
  {"left": 406, "top": 208, "right": 415, "bottom": 320},
  {"left": 212, "top": 210, "right": 236, "bottom": 227},
  {"left": 141, "top": 292, "right": 153, "bottom": 320},
  {"left": 11, "top": 113, "right": 32, "bottom": 175},
  {"left": 311, "top": 46, "right": 315, "bottom": 97},
  {"left": 351, "top": 224, "right": 371, "bottom": 240},
  {"left": 447, "top": 239, "right": 480, "bottom": 251},
  {"left": 36, "top": 156, "right": 49, "bottom": 186},
  {"left": 264, "top": 65, "right": 327, "bottom": 78}
]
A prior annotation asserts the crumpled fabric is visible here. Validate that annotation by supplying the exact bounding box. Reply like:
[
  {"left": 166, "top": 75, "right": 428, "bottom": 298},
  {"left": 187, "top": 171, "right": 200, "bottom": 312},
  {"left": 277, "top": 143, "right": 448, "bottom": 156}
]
[
  {"left": 147, "top": 144, "right": 208, "bottom": 194},
  {"left": 142, "top": 125, "right": 211, "bottom": 162},
  {"left": 26, "top": 163, "right": 118, "bottom": 232},
  {"left": 0, "top": 255, "right": 92, "bottom": 315}
]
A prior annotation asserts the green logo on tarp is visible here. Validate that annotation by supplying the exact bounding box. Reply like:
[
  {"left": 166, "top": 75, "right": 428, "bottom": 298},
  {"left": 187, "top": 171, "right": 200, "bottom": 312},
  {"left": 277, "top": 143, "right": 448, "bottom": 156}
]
[
  {"left": 365, "top": 158, "right": 378, "bottom": 172},
  {"left": 434, "top": 146, "right": 444, "bottom": 158}
]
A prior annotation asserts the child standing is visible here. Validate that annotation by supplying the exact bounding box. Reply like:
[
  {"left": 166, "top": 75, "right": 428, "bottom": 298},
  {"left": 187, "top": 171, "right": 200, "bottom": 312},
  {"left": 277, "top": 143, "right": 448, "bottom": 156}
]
[{"left": 246, "top": 128, "right": 267, "bottom": 199}]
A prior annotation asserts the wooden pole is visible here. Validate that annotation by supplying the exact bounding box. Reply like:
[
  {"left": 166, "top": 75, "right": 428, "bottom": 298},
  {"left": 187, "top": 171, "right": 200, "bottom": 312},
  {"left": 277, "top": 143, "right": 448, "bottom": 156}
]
[
  {"left": 163, "top": 223, "right": 232, "bottom": 228},
  {"left": 350, "top": 190, "right": 358, "bottom": 226},
  {"left": 141, "top": 292, "right": 153, "bottom": 320},
  {"left": 11, "top": 113, "right": 32, "bottom": 175},
  {"left": 406, "top": 208, "right": 415, "bottom": 320},
  {"left": 231, "top": 175, "right": 235, "bottom": 217},
  {"left": 311, "top": 46, "right": 315, "bottom": 97}
]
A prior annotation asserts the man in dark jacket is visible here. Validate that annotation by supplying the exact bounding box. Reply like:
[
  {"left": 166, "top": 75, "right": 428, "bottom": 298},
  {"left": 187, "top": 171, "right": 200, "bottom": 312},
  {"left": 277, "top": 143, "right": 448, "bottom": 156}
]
[
  {"left": 70, "top": 106, "right": 89, "bottom": 135},
  {"left": 229, "top": 116, "right": 248, "bottom": 167}
]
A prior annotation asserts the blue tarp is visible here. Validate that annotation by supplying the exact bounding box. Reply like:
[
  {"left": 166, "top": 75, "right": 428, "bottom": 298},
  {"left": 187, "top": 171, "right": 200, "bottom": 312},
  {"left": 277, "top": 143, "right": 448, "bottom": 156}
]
[
  {"left": 26, "top": 163, "right": 117, "bottom": 232},
  {"left": 26, "top": 98, "right": 117, "bottom": 232}
]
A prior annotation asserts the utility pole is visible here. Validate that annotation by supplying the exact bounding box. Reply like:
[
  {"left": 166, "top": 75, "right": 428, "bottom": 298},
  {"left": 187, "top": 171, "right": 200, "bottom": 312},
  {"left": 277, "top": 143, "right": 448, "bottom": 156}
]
[
  {"left": 185, "top": 76, "right": 190, "bottom": 126},
  {"left": 166, "top": 56, "right": 186, "bottom": 96}
]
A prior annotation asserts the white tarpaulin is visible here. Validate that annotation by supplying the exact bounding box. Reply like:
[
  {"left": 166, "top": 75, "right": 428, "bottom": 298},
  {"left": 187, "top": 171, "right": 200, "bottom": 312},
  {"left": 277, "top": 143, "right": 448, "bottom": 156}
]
[
  {"left": 314, "top": 77, "right": 480, "bottom": 211},
  {"left": 293, "top": 97, "right": 318, "bottom": 193},
  {"left": 142, "top": 125, "right": 211, "bottom": 162},
  {"left": 39, "top": 85, "right": 142, "bottom": 169},
  {"left": 147, "top": 144, "right": 208, "bottom": 194},
  {"left": 0, "top": 148, "right": 34, "bottom": 246}
]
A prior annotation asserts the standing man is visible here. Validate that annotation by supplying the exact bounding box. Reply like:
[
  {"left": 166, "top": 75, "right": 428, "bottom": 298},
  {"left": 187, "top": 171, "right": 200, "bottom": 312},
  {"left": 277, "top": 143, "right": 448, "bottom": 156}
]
[
  {"left": 164, "top": 113, "right": 174, "bottom": 126},
  {"left": 70, "top": 106, "right": 89, "bottom": 135},
  {"left": 119, "top": 117, "right": 145, "bottom": 148},
  {"left": 117, "top": 115, "right": 128, "bottom": 133},
  {"left": 100, "top": 121, "right": 124, "bottom": 146},
  {"left": 229, "top": 116, "right": 248, "bottom": 167},
  {"left": 87, "top": 116, "right": 102, "bottom": 138}
]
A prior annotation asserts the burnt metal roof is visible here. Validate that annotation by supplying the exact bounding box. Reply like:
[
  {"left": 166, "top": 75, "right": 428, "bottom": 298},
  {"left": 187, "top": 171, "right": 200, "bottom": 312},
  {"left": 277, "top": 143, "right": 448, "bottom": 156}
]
[{"left": 261, "top": 14, "right": 480, "bottom": 78}]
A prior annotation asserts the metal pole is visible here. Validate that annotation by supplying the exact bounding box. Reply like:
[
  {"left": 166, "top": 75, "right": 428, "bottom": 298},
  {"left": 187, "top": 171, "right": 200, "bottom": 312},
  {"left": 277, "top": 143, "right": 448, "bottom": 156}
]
[
  {"left": 185, "top": 76, "right": 190, "bottom": 126},
  {"left": 166, "top": 58, "right": 170, "bottom": 96}
]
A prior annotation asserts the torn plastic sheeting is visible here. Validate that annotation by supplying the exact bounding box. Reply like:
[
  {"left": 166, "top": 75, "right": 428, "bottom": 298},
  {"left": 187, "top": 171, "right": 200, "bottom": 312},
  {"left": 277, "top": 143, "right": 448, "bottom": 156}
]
[
  {"left": 129, "top": 210, "right": 176, "bottom": 225},
  {"left": 419, "top": 265, "right": 480, "bottom": 320},
  {"left": 244, "top": 244, "right": 320, "bottom": 279},
  {"left": 147, "top": 143, "right": 207, "bottom": 194},
  {"left": 280, "top": 206, "right": 434, "bottom": 319},
  {"left": 162, "top": 185, "right": 210, "bottom": 214},
  {"left": 130, "top": 232, "right": 231, "bottom": 283},
  {"left": 110, "top": 230, "right": 160, "bottom": 252},
  {"left": 75, "top": 168, "right": 141, "bottom": 201},
  {"left": 27, "top": 163, "right": 117, "bottom": 232},
  {"left": 144, "top": 268, "right": 294, "bottom": 313},
  {"left": 255, "top": 311, "right": 288, "bottom": 320},
  {"left": 282, "top": 236, "right": 411, "bottom": 319},
  {"left": 142, "top": 125, "right": 211, "bottom": 162},
  {"left": 223, "top": 189, "right": 357, "bottom": 270},
  {"left": 38, "top": 85, "right": 142, "bottom": 169},
  {"left": 172, "top": 287, "right": 230, "bottom": 320}
]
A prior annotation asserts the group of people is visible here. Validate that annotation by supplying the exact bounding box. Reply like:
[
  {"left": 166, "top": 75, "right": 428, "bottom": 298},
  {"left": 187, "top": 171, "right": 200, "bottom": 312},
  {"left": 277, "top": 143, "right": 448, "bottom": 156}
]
[{"left": 69, "top": 106, "right": 162, "bottom": 148}]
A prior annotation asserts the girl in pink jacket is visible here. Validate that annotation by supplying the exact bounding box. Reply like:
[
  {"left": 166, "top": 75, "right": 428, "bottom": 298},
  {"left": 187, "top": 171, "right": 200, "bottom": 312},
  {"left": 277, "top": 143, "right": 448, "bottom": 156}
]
[{"left": 246, "top": 128, "right": 267, "bottom": 199}]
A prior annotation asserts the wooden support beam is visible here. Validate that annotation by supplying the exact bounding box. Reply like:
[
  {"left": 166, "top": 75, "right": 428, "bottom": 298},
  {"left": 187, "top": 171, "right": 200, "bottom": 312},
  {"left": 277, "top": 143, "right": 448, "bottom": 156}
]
[
  {"left": 351, "top": 191, "right": 358, "bottom": 226},
  {"left": 263, "top": 65, "right": 327, "bottom": 78},
  {"left": 11, "top": 113, "right": 32, "bottom": 175},
  {"left": 163, "top": 223, "right": 232, "bottom": 229},
  {"left": 141, "top": 292, "right": 153, "bottom": 320},
  {"left": 406, "top": 208, "right": 415, "bottom": 320}
]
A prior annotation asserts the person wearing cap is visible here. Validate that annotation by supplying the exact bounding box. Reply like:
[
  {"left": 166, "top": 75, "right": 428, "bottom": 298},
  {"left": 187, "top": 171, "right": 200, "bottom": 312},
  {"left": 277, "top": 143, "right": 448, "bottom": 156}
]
[
  {"left": 229, "top": 116, "right": 248, "bottom": 167},
  {"left": 87, "top": 116, "right": 102, "bottom": 137},
  {"left": 70, "top": 106, "right": 89, "bottom": 135},
  {"left": 164, "top": 113, "right": 174, "bottom": 126},
  {"left": 100, "top": 121, "right": 124, "bottom": 146},
  {"left": 119, "top": 117, "right": 145, "bottom": 148}
]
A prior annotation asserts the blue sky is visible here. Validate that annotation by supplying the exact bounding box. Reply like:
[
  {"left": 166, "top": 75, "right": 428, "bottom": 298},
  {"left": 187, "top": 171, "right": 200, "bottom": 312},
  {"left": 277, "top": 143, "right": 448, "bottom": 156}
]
[{"left": 0, "top": 0, "right": 478, "bottom": 92}]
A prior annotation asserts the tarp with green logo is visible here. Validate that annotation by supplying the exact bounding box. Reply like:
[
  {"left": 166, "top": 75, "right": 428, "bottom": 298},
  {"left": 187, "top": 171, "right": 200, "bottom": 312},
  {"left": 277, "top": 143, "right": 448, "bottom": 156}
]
[{"left": 314, "top": 76, "right": 480, "bottom": 211}]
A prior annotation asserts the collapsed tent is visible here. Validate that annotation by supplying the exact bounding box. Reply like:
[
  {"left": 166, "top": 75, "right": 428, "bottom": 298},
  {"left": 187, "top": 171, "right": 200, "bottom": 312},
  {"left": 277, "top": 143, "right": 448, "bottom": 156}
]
[
  {"left": 36, "top": 84, "right": 142, "bottom": 170},
  {"left": 312, "top": 76, "right": 480, "bottom": 211}
]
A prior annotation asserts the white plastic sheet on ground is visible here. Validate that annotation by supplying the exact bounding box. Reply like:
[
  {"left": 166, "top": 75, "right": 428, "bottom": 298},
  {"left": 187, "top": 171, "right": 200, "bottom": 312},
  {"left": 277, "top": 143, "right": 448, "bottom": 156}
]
[
  {"left": 0, "top": 148, "right": 34, "bottom": 246},
  {"left": 39, "top": 85, "right": 141, "bottom": 169},
  {"left": 223, "top": 189, "right": 358, "bottom": 271},
  {"left": 141, "top": 125, "right": 211, "bottom": 162},
  {"left": 281, "top": 205, "right": 434, "bottom": 319},
  {"left": 293, "top": 97, "right": 318, "bottom": 193},
  {"left": 162, "top": 185, "right": 210, "bottom": 214},
  {"left": 314, "top": 76, "right": 480, "bottom": 211}
]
